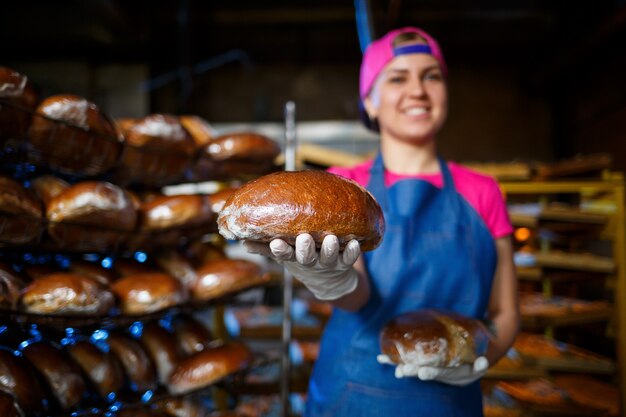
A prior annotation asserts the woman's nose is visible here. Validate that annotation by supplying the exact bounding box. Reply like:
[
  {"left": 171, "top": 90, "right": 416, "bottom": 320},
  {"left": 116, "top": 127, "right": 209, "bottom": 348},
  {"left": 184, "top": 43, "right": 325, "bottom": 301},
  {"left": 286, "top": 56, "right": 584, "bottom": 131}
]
[{"left": 406, "top": 78, "right": 426, "bottom": 97}]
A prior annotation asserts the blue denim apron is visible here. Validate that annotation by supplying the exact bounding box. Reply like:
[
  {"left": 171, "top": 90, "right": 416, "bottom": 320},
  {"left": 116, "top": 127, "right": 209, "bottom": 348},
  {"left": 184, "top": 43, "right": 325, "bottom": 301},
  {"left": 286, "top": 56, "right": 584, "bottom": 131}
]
[{"left": 305, "top": 153, "right": 497, "bottom": 417}]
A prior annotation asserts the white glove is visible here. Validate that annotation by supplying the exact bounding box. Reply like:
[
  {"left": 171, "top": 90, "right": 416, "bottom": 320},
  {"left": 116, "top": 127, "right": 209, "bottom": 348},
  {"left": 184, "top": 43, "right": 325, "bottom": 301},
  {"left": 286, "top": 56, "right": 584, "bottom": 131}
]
[
  {"left": 377, "top": 354, "right": 489, "bottom": 386},
  {"left": 245, "top": 234, "right": 360, "bottom": 300}
]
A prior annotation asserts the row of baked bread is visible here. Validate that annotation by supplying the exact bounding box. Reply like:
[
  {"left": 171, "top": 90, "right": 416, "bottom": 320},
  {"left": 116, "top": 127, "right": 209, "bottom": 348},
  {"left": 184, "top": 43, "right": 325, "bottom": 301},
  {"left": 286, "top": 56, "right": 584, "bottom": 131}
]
[
  {"left": 0, "top": 315, "right": 253, "bottom": 416},
  {"left": 0, "top": 247, "right": 269, "bottom": 317},
  {"left": 0, "top": 66, "right": 281, "bottom": 186},
  {"left": 0, "top": 174, "right": 238, "bottom": 250}
]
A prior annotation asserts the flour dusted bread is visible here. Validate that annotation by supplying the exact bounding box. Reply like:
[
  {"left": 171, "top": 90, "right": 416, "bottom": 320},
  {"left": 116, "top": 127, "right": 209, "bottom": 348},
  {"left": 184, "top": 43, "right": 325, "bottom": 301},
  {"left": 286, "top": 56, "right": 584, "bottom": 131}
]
[
  {"left": 20, "top": 272, "right": 115, "bottom": 315},
  {"left": 0, "top": 176, "right": 43, "bottom": 245},
  {"left": 116, "top": 113, "right": 197, "bottom": 186},
  {"left": 28, "top": 94, "right": 123, "bottom": 175},
  {"left": 380, "top": 309, "right": 492, "bottom": 367},
  {"left": 191, "top": 132, "right": 280, "bottom": 181},
  {"left": 0, "top": 66, "right": 38, "bottom": 145},
  {"left": 217, "top": 170, "right": 384, "bottom": 251},
  {"left": 46, "top": 181, "right": 137, "bottom": 250}
]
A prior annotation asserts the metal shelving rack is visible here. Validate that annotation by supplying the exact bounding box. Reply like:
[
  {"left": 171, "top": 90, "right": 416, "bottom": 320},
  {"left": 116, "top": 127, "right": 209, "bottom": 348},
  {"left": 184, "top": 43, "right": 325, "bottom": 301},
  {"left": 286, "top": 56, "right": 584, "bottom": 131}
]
[{"left": 500, "top": 177, "right": 626, "bottom": 416}]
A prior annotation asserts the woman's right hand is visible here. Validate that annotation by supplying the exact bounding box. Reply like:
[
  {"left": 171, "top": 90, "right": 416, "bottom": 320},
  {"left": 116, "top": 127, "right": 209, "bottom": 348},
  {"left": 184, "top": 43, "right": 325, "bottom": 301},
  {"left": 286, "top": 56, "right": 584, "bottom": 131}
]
[{"left": 245, "top": 233, "right": 361, "bottom": 300}]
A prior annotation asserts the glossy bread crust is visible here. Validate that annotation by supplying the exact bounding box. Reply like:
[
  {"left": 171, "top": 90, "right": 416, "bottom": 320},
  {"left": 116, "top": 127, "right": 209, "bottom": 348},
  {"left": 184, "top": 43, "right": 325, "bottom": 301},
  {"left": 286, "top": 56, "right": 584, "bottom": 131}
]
[
  {"left": 168, "top": 342, "right": 252, "bottom": 395},
  {"left": 27, "top": 94, "right": 122, "bottom": 175},
  {"left": 217, "top": 170, "right": 385, "bottom": 251}
]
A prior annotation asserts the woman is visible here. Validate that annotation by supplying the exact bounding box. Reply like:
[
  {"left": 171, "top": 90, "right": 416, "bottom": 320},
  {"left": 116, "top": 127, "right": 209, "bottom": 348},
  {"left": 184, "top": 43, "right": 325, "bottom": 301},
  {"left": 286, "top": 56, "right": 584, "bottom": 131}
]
[{"left": 247, "top": 26, "right": 520, "bottom": 416}]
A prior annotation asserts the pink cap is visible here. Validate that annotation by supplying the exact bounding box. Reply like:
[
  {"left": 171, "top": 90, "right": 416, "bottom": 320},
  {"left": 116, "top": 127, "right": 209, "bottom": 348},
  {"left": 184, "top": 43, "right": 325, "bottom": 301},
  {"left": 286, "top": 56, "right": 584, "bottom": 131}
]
[{"left": 359, "top": 27, "right": 448, "bottom": 99}]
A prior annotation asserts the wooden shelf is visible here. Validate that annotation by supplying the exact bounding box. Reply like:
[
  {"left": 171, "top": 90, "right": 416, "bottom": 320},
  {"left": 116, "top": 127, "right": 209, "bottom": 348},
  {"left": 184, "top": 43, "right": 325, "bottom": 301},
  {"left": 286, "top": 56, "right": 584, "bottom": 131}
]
[
  {"left": 534, "top": 252, "right": 615, "bottom": 274},
  {"left": 485, "top": 367, "right": 547, "bottom": 380},
  {"left": 517, "top": 267, "right": 542, "bottom": 281},
  {"left": 521, "top": 304, "right": 613, "bottom": 329}
]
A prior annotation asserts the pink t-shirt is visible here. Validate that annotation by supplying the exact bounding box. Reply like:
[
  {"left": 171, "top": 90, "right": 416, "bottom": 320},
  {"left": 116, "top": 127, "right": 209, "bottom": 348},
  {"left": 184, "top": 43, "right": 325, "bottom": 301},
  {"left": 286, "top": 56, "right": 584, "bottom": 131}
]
[{"left": 328, "top": 160, "right": 513, "bottom": 239}]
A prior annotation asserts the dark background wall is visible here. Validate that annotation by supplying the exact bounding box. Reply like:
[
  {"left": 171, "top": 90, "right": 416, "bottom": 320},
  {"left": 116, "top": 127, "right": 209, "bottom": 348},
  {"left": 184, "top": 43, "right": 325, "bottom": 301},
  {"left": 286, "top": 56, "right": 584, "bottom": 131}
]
[{"left": 2, "top": 1, "right": 626, "bottom": 171}]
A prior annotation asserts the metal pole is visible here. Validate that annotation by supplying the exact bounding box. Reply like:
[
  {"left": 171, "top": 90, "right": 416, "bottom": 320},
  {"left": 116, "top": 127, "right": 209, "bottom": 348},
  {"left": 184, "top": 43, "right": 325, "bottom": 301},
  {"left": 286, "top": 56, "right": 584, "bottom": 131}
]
[{"left": 281, "top": 101, "right": 297, "bottom": 417}]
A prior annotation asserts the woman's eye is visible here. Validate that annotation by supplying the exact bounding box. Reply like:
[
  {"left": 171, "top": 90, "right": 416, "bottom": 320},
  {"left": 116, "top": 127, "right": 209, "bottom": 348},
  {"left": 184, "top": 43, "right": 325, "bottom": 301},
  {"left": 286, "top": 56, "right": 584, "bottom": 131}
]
[
  {"left": 387, "top": 76, "right": 406, "bottom": 83},
  {"left": 424, "top": 72, "right": 442, "bottom": 81}
]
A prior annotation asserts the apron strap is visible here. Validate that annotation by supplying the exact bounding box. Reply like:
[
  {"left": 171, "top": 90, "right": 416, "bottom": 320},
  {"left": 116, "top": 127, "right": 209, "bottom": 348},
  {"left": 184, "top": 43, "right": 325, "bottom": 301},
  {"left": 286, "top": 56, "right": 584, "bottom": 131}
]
[{"left": 369, "top": 151, "right": 456, "bottom": 192}]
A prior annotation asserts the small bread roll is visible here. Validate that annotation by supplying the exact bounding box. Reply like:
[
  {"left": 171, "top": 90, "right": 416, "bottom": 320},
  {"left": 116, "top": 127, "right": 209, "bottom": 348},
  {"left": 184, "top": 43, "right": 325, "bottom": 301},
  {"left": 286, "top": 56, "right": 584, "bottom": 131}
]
[
  {"left": 217, "top": 170, "right": 385, "bottom": 251},
  {"left": 114, "top": 117, "right": 138, "bottom": 133},
  {"left": 30, "top": 175, "right": 70, "bottom": 207},
  {"left": 46, "top": 181, "right": 137, "bottom": 250},
  {"left": 139, "top": 194, "right": 215, "bottom": 232},
  {"left": 21, "top": 341, "right": 86, "bottom": 410},
  {"left": 379, "top": 309, "right": 492, "bottom": 367},
  {"left": 20, "top": 272, "right": 115, "bottom": 315},
  {"left": 0, "top": 261, "right": 28, "bottom": 309},
  {"left": 205, "top": 133, "right": 280, "bottom": 162},
  {"left": 168, "top": 342, "right": 252, "bottom": 395},
  {"left": 184, "top": 240, "right": 227, "bottom": 267},
  {"left": 191, "top": 259, "right": 269, "bottom": 301},
  {"left": 140, "top": 323, "right": 181, "bottom": 385},
  {"left": 154, "top": 250, "right": 197, "bottom": 289},
  {"left": 192, "top": 133, "right": 280, "bottom": 181},
  {"left": 0, "top": 390, "right": 24, "bottom": 417},
  {"left": 134, "top": 194, "right": 216, "bottom": 249},
  {"left": 207, "top": 187, "right": 238, "bottom": 214},
  {"left": 111, "top": 272, "right": 186, "bottom": 315},
  {"left": 0, "top": 349, "right": 49, "bottom": 415},
  {"left": 20, "top": 272, "right": 115, "bottom": 316},
  {"left": 0, "top": 66, "right": 38, "bottom": 145},
  {"left": 66, "top": 340, "right": 125, "bottom": 398},
  {"left": 172, "top": 314, "right": 215, "bottom": 356},
  {"left": 27, "top": 94, "right": 123, "bottom": 175},
  {"left": 155, "top": 396, "right": 214, "bottom": 417},
  {"left": 179, "top": 115, "right": 215, "bottom": 147},
  {"left": 116, "top": 114, "right": 197, "bottom": 186},
  {"left": 0, "top": 176, "right": 43, "bottom": 245},
  {"left": 107, "top": 332, "right": 158, "bottom": 392}
]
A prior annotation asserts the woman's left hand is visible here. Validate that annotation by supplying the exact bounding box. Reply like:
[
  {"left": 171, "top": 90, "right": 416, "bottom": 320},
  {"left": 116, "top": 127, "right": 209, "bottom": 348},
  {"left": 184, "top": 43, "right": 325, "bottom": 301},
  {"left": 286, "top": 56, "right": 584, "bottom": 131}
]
[{"left": 377, "top": 355, "right": 489, "bottom": 386}]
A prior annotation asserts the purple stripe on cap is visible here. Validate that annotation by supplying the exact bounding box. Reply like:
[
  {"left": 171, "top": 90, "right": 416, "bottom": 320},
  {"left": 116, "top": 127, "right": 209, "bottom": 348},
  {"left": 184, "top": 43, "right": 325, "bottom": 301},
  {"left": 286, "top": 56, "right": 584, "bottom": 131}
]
[{"left": 393, "top": 44, "right": 432, "bottom": 56}]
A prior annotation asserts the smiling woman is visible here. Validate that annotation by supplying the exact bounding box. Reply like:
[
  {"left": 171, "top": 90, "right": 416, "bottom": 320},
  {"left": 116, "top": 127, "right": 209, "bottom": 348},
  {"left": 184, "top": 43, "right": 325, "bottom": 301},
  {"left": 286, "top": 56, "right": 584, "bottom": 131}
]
[{"left": 243, "top": 26, "right": 520, "bottom": 417}]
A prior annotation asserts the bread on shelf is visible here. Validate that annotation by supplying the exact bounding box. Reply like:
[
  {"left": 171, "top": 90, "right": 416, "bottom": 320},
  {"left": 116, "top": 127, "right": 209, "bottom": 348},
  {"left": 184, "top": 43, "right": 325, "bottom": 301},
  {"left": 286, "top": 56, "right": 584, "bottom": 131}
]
[
  {"left": 0, "top": 348, "right": 49, "bottom": 415},
  {"left": 168, "top": 341, "right": 253, "bottom": 395},
  {"left": 66, "top": 340, "right": 125, "bottom": 399},
  {"left": 0, "top": 66, "right": 39, "bottom": 146},
  {"left": 0, "top": 175, "right": 43, "bottom": 245},
  {"left": 21, "top": 341, "right": 87, "bottom": 411},
  {"left": 27, "top": 94, "right": 123, "bottom": 175},
  {"left": 111, "top": 272, "right": 186, "bottom": 315},
  {"left": 106, "top": 331, "right": 158, "bottom": 392},
  {"left": 190, "top": 259, "right": 270, "bottom": 301},
  {"left": 115, "top": 113, "right": 197, "bottom": 186},
  {"left": 20, "top": 272, "right": 115, "bottom": 316},
  {"left": 45, "top": 181, "right": 137, "bottom": 251}
]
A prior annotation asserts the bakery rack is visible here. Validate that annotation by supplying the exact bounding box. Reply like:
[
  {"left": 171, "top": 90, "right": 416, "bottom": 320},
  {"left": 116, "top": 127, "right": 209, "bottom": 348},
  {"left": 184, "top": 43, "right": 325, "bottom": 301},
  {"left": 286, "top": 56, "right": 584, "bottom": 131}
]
[
  {"left": 499, "top": 177, "right": 626, "bottom": 416},
  {"left": 0, "top": 100, "right": 287, "bottom": 416}
]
